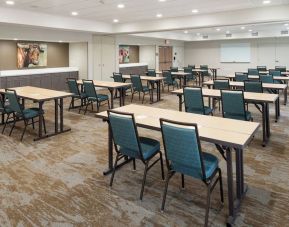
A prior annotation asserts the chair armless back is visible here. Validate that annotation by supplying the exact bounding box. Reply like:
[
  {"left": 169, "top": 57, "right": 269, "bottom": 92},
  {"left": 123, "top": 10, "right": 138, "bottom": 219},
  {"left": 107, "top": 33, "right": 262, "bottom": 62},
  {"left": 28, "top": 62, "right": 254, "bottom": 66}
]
[
  {"left": 183, "top": 87, "right": 205, "bottom": 115},
  {"left": 67, "top": 78, "right": 80, "bottom": 95},
  {"left": 257, "top": 66, "right": 267, "bottom": 71},
  {"left": 83, "top": 80, "right": 97, "bottom": 98},
  {"left": 248, "top": 68, "right": 259, "bottom": 76},
  {"left": 5, "top": 89, "right": 23, "bottom": 114},
  {"left": 269, "top": 70, "right": 281, "bottom": 77},
  {"left": 275, "top": 66, "right": 286, "bottom": 72},
  {"left": 130, "top": 74, "right": 143, "bottom": 92},
  {"left": 213, "top": 79, "right": 230, "bottom": 90},
  {"left": 147, "top": 69, "right": 156, "bottom": 77},
  {"left": 113, "top": 73, "right": 124, "bottom": 82},
  {"left": 244, "top": 80, "right": 263, "bottom": 93},
  {"left": 235, "top": 72, "right": 248, "bottom": 82},
  {"left": 260, "top": 74, "right": 274, "bottom": 83}
]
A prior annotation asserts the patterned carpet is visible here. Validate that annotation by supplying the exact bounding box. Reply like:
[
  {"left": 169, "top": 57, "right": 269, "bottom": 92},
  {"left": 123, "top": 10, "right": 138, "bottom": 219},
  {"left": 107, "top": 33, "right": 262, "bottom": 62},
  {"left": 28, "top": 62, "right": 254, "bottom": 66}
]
[{"left": 0, "top": 87, "right": 289, "bottom": 226}]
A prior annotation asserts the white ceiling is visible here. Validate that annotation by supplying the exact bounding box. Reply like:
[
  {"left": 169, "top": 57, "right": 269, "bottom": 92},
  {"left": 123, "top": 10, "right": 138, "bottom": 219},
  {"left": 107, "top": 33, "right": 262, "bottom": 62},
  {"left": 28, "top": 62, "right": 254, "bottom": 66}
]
[{"left": 2, "top": 0, "right": 289, "bottom": 24}]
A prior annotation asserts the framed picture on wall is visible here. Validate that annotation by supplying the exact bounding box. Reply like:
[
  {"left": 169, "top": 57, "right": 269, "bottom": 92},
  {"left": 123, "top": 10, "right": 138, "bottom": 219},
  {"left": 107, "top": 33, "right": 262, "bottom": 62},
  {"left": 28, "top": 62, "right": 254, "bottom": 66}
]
[
  {"left": 119, "top": 45, "right": 130, "bottom": 64},
  {"left": 17, "top": 43, "right": 48, "bottom": 69}
]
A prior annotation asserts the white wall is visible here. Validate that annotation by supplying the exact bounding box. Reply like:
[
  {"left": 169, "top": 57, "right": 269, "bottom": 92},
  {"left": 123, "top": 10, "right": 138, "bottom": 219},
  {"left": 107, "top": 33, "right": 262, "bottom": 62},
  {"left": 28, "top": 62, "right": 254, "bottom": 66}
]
[
  {"left": 69, "top": 43, "right": 88, "bottom": 79},
  {"left": 139, "top": 45, "right": 156, "bottom": 69},
  {"left": 184, "top": 37, "right": 289, "bottom": 76}
]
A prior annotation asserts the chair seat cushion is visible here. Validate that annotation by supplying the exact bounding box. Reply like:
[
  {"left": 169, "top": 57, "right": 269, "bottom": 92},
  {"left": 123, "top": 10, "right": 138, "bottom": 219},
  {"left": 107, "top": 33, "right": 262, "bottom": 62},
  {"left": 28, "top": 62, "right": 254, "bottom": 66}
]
[
  {"left": 187, "top": 106, "right": 213, "bottom": 115},
  {"left": 143, "top": 86, "right": 150, "bottom": 92},
  {"left": 119, "top": 137, "right": 160, "bottom": 161},
  {"left": 204, "top": 106, "right": 213, "bottom": 115},
  {"left": 88, "top": 94, "right": 109, "bottom": 102},
  {"left": 225, "top": 111, "right": 251, "bottom": 121},
  {"left": 0, "top": 106, "right": 14, "bottom": 114},
  {"left": 171, "top": 152, "right": 218, "bottom": 180},
  {"left": 17, "top": 108, "right": 44, "bottom": 119}
]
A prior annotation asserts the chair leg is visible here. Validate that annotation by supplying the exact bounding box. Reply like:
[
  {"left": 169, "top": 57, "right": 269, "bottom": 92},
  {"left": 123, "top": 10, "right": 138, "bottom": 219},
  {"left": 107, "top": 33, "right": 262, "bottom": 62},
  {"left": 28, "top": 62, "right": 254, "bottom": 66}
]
[
  {"left": 20, "top": 119, "right": 28, "bottom": 141},
  {"left": 133, "top": 158, "right": 136, "bottom": 170},
  {"left": 161, "top": 171, "right": 173, "bottom": 211},
  {"left": 131, "top": 92, "right": 134, "bottom": 103},
  {"left": 2, "top": 113, "right": 10, "bottom": 134},
  {"left": 84, "top": 101, "right": 90, "bottom": 115},
  {"left": 142, "top": 93, "right": 145, "bottom": 104},
  {"left": 181, "top": 174, "right": 185, "bottom": 189},
  {"left": 96, "top": 102, "right": 100, "bottom": 113},
  {"left": 204, "top": 184, "right": 212, "bottom": 227},
  {"left": 218, "top": 168, "right": 224, "bottom": 203},
  {"left": 110, "top": 153, "right": 120, "bottom": 187},
  {"left": 140, "top": 162, "right": 149, "bottom": 200},
  {"left": 139, "top": 92, "right": 141, "bottom": 101},
  {"left": 32, "top": 118, "right": 35, "bottom": 129},
  {"left": 9, "top": 116, "right": 16, "bottom": 136},
  {"left": 159, "top": 152, "right": 164, "bottom": 180},
  {"left": 43, "top": 116, "right": 47, "bottom": 134}
]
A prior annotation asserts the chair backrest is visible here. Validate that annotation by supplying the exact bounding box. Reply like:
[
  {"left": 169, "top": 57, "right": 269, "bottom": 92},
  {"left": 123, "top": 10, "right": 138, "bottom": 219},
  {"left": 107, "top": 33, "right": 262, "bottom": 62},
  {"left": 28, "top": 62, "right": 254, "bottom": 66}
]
[
  {"left": 188, "top": 64, "right": 195, "bottom": 69},
  {"left": 257, "top": 66, "right": 267, "bottom": 71},
  {"left": 83, "top": 80, "right": 97, "bottom": 98},
  {"left": 163, "top": 70, "right": 174, "bottom": 84},
  {"left": 130, "top": 74, "right": 143, "bottom": 92},
  {"left": 4, "top": 89, "right": 23, "bottom": 114},
  {"left": 160, "top": 118, "right": 206, "bottom": 180},
  {"left": 248, "top": 68, "right": 259, "bottom": 75},
  {"left": 244, "top": 80, "right": 263, "bottom": 93},
  {"left": 170, "top": 67, "right": 178, "bottom": 72},
  {"left": 183, "top": 87, "right": 205, "bottom": 115},
  {"left": 67, "top": 78, "right": 80, "bottom": 95},
  {"left": 275, "top": 66, "right": 286, "bottom": 72},
  {"left": 147, "top": 69, "right": 156, "bottom": 77},
  {"left": 183, "top": 67, "right": 193, "bottom": 74},
  {"left": 235, "top": 72, "right": 248, "bottom": 82},
  {"left": 260, "top": 74, "right": 274, "bottom": 83},
  {"left": 113, "top": 72, "right": 124, "bottom": 82},
  {"left": 213, "top": 79, "right": 230, "bottom": 90},
  {"left": 200, "top": 65, "right": 208, "bottom": 70},
  {"left": 108, "top": 110, "right": 142, "bottom": 159},
  {"left": 269, "top": 69, "right": 281, "bottom": 77},
  {"left": 221, "top": 90, "right": 247, "bottom": 121}
]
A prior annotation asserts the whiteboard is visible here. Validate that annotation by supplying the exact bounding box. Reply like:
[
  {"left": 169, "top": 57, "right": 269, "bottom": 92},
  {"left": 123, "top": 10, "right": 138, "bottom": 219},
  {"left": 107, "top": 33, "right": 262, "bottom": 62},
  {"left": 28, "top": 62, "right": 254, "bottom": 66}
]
[{"left": 220, "top": 43, "right": 251, "bottom": 63}]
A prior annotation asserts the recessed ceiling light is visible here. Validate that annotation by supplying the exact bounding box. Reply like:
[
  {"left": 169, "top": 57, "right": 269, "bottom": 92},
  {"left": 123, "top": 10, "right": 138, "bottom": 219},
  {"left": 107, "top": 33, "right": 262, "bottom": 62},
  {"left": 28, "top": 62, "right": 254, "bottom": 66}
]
[
  {"left": 6, "top": 1, "right": 14, "bottom": 5},
  {"left": 226, "top": 31, "right": 230, "bottom": 34},
  {"left": 192, "top": 9, "right": 199, "bottom": 13},
  {"left": 71, "top": 11, "right": 78, "bottom": 16},
  {"left": 13, "top": 38, "right": 18, "bottom": 41},
  {"left": 58, "top": 40, "right": 63, "bottom": 43},
  {"left": 284, "top": 23, "right": 289, "bottom": 26},
  {"left": 156, "top": 13, "right": 163, "bottom": 18},
  {"left": 184, "top": 30, "right": 188, "bottom": 34},
  {"left": 241, "top": 26, "right": 245, "bottom": 30},
  {"left": 248, "top": 29, "right": 253, "bottom": 32},
  {"left": 117, "top": 4, "right": 125, "bottom": 8},
  {"left": 159, "top": 0, "right": 166, "bottom": 2},
  {"left": 196, "top": 33, "right": 201, "bottom": 36},
  {"left": 216, "top": 28, "right": 221, "bottom": 31},
  {"left": 263, "top": 0, "right": 271, "bottom": 4},
  {"left": 113, "top": 19, "right": 119, "bottom": 23}
]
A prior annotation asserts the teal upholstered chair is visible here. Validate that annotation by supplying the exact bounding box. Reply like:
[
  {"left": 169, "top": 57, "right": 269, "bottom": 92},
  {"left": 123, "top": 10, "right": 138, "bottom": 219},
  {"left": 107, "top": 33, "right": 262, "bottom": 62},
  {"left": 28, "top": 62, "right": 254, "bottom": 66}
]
[
  {"left": 213, "top": 79, "right": 230, "bottom": 90},
  {"left": 160, "top": 118, "right": 223, "bottom": 227},
  {"left": 269, "top": 70, "right": 283, "bottom": 84},
  {"left": 184, "top": 66, "right": 196, "bottom": 83},
  {"left": 163, "top": 71, "right": 178, "bottom": 91},
  {"left": 82, "top": 80, "right": 110, "bottom": 114},
  {"left": 257, "top": 66, "right": 267, "bottom": 72},
  {"left": 113, "top": 72, "right": 132, "bottom": 97},
  {"left": 244, "top": 80, "right": 263, "bottom": 93},
  {"left": 260, "top": 74, "right": 277, "bottom": 93},
  {"left": 147, "top": 69, "right": 156, "bottom": 77},
  {"left": 275, "top": 66, "right": 286, "bottom": 72},
  {"left": 235, "top": 72, "right": 248, "bottom": 82},
  {"left": 130, "top": 74, "right": 151, "bottom": 103},
  {"left": 200, "top": 65, "right": 211, "bottom": 80},
  {"left": 188, "top": 64, "right": 195, "bottom": 69},
  {"left": 221, "top": 90, "right": 252, "bottom": 121},
  {"left": 4, "top": 89, "right": 46, "bottom": 141},
  {"left": 108, "top": 110, "right": 164, "bottom": 200},
  {"left": 67, "top": 78, "right": 87, "bottom": 112},
  {"left": 0, "top": 95, "right": 15, "bottom": 134},
  {"left": 183, "top": 87, "right": 213, "bottom": 115},
  {"left": 248, "top": 68, "right": 259, "bottom": 76},
  {"left": 170, "top": 67, "right": 178, "bottom": 72}
]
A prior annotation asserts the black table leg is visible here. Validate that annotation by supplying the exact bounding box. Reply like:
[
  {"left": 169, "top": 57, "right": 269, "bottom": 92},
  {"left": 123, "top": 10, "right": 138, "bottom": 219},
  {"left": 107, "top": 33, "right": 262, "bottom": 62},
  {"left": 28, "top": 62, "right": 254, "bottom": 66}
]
[
  {"left": 265, "top": 103, "right": 270, "bottom": 138},
  {"left": 109, "top": 88, "right": 114, "bottom": 109},
  {"left": 226, "top": 148, "right": 235, "bottom": 225},
  {"left": 35, "top": 101, "right": 44, "bottom": 140},
  {"left": 178, "top": 94, "right": 183, "bottom": 111},
  {"left": 55, "top": 99, "right": 59, "bottom": 133},
  {"left": 60, "top": 98, "right": 64, "bottom": 132},
  {"left": 284, "top": 87, "right": 287, "bottom": 105}
]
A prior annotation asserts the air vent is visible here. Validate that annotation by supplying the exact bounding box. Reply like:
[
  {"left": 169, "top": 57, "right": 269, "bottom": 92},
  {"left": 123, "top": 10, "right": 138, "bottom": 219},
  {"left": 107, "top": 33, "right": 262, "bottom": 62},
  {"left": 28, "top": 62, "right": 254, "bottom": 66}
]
[
  {"left": 202, "top": 35, "right": 208, "bottom": 39},
  {"left": 226, "top": 33, "right": 232, "bottom": 38},
  {"left": 281, "top": 30, "right": 289, "bottom": 35},
  {"left": 252, "top": 32, "right": 258, "bottom": 37}
]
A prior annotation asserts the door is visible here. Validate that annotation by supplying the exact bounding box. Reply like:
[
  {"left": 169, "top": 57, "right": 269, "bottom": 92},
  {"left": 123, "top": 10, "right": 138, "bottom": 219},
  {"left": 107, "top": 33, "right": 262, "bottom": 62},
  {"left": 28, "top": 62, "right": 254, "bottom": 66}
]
[
  {"left": 275, "top": 38, "right": 289, "bottom": 67},
  {"left": 101, "top": 36, "right": 116, "bottom": 81},
  {"left": 159, "top": 46, "right": 172, "bottom": 71}
]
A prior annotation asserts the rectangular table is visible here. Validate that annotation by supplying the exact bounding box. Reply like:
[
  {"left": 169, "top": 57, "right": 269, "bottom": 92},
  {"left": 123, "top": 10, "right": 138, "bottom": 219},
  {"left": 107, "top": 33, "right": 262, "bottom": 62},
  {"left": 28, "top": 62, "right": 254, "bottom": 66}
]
[
  {"left": 225, "top": 74, "right": 289, "bottom": 82},
  {"left": 203, "top": 80, "right": 288, "bottom": 105},
  {"left": 0, "top": 86, "right": 72, "bottom": 141},
  {"left": 122, "top": 75, "right": 164, "bottom": 103},
  {"left": 172, "top": 88, "right": 279, "bottom": 146},
  {"left": 96, "top": 104, "right": 260, "bottom": 226},
  {"left": 77, "top": 80, "right": 131, "bottom": 109}
]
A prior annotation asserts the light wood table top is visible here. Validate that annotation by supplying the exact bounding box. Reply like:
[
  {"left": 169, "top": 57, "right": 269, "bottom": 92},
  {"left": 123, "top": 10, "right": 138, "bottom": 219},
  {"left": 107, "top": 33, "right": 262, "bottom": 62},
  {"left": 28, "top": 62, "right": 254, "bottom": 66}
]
[
  {"left": 172, "top": 88, "right": 278, "bottom": 103},
  {"left": 122, "top": 75, "right": 164, "bottom": 81},
  {"left": 203, "top": 80, "right": 287, "bottom": 90},
  {"left": 245, "top": 71, "right": 289, "bottom": 76},
  {"left": 0, "top": 86, "right": 73, "bottom": 101},
  {"left": 225, "top": 75, "right": 289, "bottom": 81},
  {"left": 96, "top": 104, "right": 260, "bottom": 149},
  {"left": 77, "top": 80, "right": 131, "bottom": 89}
]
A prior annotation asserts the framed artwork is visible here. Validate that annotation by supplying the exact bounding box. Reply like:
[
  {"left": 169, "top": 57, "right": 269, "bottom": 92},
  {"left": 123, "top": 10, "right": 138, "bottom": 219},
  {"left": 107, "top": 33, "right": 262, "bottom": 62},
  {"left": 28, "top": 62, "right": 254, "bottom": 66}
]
[
  {"left": 119, "top": 46, "right": 130, "bottom": 64},
  {"left": 17, "top": 43, "right": 47, "bottom": 68}
]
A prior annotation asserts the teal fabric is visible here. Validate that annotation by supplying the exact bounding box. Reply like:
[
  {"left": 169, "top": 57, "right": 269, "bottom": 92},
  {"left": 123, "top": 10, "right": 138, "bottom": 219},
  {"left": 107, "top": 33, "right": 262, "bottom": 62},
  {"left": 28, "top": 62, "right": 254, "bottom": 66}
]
[
  {"left": 88, "top": 94, "right": 108, "bottom": 102},
  {"left": 257, "top": 66, "right": 267, "bottom": 71},
  {"left": 260, "top": 75, "right": 274, "bottom": 83},
  {"left": 248, "top": 68, "right": 259, "bottom": 75},
  {"left": 200, "top": 65, "right": 210, "bottom": 77},
  {"left": 235, "top": 73, "right": 248, "bottom": 82},
  {"left": 269, "top": 70, "right": 281, "bottom": 76},
  {"left": 184, "top": 87, "right": 212, "bottom": 115},
  {"left": 188, "top": 64, "right": 195, "bottom": 69},
  {"left": 221, "top": 90, "right": 249, "bottom": 121},
  {"left": 163, "top": 71, "right": 177, "bottom": 86},
  {"left": 131, "top": 75, "right": 143, "bottom": 92},
  {"left": 119, "top": 137, "right": 160, "bottom": 160},
  {"left": 213, "top": 80, "right": 229, "bottom": 90},
  {"left": 113, "top": 73, "right": 124, "bottom": 82},
  {"left": 275, "top": 66, "right": 286, "bottom": 72},
  {"left": 16, "top": 108, "right": 43, "bottom": 119},
  {"left": 244, "top": 81, "right": 263, "bottom": 93},
  {"left": 162, "top": 123, "right": 218, "bottom": 179},
  {"left": 67, "top": 79, "right": 80, "bottom": 96},
  {"left": 83, "top": 81, "right": 97, "bottom": 98},
  {"left": 147, "top": 69, "right": 156, "bottom": 77},
  {"left": 5, "top": 91, "right": 22, "bottom": 113},
  {"left": 170, "top": 67, "right": 178, "bottom": 72},
  {"left": 224, "top": 111, "right": 251, "bottom": 121},
  {"left": 184, "top": 67, "right": 195, "bottom": 81}
]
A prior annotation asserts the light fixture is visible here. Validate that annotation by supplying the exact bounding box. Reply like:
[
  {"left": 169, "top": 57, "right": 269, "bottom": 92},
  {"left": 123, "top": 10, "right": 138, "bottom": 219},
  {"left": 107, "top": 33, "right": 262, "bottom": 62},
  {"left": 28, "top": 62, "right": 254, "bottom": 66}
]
[
  {"left": 71, "top": 11, "right": 78, "bottom": 16},
  {"left": 6, "top": 1, "right": 14, "bottom": 5},
  {"left": 184, "top": 30, "right": 188, "bottom": 34},
  {"left": 117, "top": 4, "right": 125, "bottom": 8},
  {"left": 226, "top": 30, "right": 230, "bottom": 34},
  {"left": 196, "top": 33, "right": 201, "bottom": 36},
  {"left": 113, "top": 19, "right": 119, "bottom": 23},
  {"left": 241, "top": 26, "right": 245, "bottom": 30},
  {"left": 13, "top": 38, "right": 18, "bottom": 41},
  {"left": 263, "top": 0, "right": 271, "bottom": 4},
  {"left": 216, "top": 28, "right": 221, "bottom": 31},
  {"left": 58, "top": 40, "right": 63, "bottom": 43},
  {"left": 156, "top": 13, "right": 163, "bottom": 18},
  {"left": 192, "top": 9, "right": 199, "bottom": 13},
  {"left": 284, "top": 23, "right": 289, "bottom": 26},
  {"left": 248, "top": 29, "right": 253, "bottom": 32},
  {"left": 159, "top": 0, "right": 166, "bottom": 2}
]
